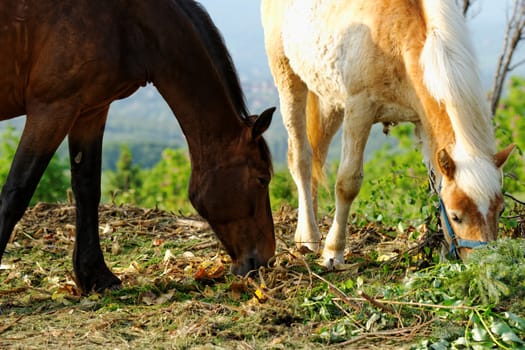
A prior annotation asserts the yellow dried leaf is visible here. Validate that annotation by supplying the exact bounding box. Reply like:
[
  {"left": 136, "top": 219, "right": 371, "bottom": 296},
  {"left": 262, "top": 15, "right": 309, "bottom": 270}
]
[
  {"left": 195, "top": 259, "right": 225, "bottom": 280},
  {"left": 254, "top": 284, "right": 267, "bottom": 302},
  {"left": 51, "top": 291, "right": 66, "bottom": 303}
]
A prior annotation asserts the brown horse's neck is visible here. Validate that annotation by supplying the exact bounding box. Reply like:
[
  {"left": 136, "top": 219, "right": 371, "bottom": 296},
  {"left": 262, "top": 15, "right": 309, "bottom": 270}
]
[
  {"left": 139, "top": 0, "right": 248, "bottom": 167},
  {"left": 156, "top": 77, "right": 246, "bottom": 168}
]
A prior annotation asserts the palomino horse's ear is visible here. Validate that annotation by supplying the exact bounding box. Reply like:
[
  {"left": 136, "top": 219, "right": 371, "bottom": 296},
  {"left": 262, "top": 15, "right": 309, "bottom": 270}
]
[
  {"left": 437, "top": 148, "right": 456, "bottom": 180},
  {"left": 252, "top": 107, "right": 275, "bottom": 139},
  {"left": 494, "top": 144, "right": 516, "bottom": 169}
]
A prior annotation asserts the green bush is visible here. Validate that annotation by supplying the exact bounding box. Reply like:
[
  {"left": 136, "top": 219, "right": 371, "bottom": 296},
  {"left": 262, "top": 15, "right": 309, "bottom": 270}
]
[
  {"left": 104, "top": 147, "right": 193, "bottom": 213},
  {"left": 494, "top": 76, "right": 525, "bottom": 196},
  {"left": 270, "top": 168, "right": 298, "bottom": 210}
]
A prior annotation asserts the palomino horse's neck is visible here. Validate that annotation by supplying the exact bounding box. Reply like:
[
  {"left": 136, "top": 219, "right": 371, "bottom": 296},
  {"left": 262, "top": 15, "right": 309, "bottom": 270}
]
[
  {"left": 403, "top": 0, "right": 496, "bottom": 163},
  {"left": 419, "top": 0, "right": 495, "bottom": 157}
]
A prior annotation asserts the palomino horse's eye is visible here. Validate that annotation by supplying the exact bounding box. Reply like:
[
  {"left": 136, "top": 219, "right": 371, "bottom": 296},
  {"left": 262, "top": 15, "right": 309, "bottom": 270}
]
[{"left": 451, "top": 214, "right": 462, "bottom": 224}]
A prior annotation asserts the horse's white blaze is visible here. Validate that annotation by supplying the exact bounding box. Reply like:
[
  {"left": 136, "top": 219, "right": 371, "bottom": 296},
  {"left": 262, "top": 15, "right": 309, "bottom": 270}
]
[{"left": 451, "top": 142, "right": 501, "bottom": 218}]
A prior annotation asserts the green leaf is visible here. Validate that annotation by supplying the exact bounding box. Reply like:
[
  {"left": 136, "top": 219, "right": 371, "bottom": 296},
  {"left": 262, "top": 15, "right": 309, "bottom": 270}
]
[
  {"left": 429, "top": 339, "right": 449, "bottom": 350},
  {"left": 472, "top": 343, "right": 496, "bottom": 350},
  {"left": 451, "top": 337, "right": 467, "bottom": 347},
  {"left": 491, "top": 320, "right": 513, "bottom": 336},
  {"left": 471, "top": 322, "right": 489, "bottom": 342},
  {"left": 505, "top": 312, "right": 525, "bottom": 331},
  {"left": 491, "top": 320, "right": 524, "bottom": 344},
  {"left": 501, "top": 331, "right": 524, "bottom": 344}
]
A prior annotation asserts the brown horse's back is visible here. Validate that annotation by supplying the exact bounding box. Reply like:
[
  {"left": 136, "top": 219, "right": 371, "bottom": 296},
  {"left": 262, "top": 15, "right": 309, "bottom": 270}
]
[{"left": 0, "top": 0, "right": 155, "bottom": 120}]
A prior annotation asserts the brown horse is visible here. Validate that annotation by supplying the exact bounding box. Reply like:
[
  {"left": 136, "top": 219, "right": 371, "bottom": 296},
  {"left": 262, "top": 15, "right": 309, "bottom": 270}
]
[
  {"left": 0, "top": 0, "right": 275, "bottom": 293},
  {"left": 262, "top": 0, "right": 513, "bottom": 268}
]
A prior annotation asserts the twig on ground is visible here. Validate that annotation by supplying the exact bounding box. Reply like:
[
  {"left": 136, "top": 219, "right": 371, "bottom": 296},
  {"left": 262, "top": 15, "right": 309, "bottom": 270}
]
[
  {"left": 0, "top": 315, "right": 24, "bottom": 335},
  {"left": 349, "top": 297, "right": 477, "bottom": 311},
  {"left": 312, "top": 272, "right": 360, "bottom": 311},
  {"left": 357, "top": 290, "right": 397, "bottom": 315},
  {"left": 0, "top": 287, "right": 29, "bottom": 296},
  {"left": 333, "top": 317, "right": 435, "bottom": 348}
]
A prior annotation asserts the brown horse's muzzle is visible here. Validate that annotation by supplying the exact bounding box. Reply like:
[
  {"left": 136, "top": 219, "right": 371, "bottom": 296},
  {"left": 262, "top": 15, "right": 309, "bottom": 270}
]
[
  {"left": 211, "top": 215, "right": 275, "bottom": 276},
  {"left": 230, "top": 249, "right": 272, "bottom": 276}
]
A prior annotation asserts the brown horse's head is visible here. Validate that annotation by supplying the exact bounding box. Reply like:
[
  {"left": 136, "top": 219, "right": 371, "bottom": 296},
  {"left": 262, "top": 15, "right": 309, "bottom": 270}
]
[
  {"left": 189, "top": 108, "right": 275, "bottom": 275},
  {"left": 436, "top": 145, "right": 514, "bottom": 260}
]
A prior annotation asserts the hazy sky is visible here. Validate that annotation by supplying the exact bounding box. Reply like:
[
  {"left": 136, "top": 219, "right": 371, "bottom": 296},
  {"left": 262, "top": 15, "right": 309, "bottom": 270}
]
[{"left": 197, "top": 0, "right": 523, "bottom": 90}]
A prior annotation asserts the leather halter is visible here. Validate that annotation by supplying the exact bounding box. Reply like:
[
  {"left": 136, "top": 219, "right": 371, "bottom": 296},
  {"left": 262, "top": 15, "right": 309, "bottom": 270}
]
[{"left": 430, "top": 170, "right": 487, "bottom": 259}]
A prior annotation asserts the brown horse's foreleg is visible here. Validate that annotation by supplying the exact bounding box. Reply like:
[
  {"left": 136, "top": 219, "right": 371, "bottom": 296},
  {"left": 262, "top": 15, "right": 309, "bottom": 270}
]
[
  {"left": 68, "top": 106, "right": 120, "bottom": 294},
  {"left": 0, "top": 113, "right": 73, "bottom": 269}
]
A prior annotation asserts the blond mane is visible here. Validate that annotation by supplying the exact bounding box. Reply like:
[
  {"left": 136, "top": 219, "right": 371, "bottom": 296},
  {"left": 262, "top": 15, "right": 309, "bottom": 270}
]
[
  {"left": 420, "top": 0, "right": 500, "bottom": 211},
  {"left": 420, "top": 0, "right": 495, "bottom": 157}
]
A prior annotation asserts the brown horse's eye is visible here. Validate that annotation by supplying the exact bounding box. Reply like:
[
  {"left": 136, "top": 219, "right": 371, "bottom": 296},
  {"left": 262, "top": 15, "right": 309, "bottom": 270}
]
[{"left": 258, "top": 177, "right": 270, "bottom": 186}]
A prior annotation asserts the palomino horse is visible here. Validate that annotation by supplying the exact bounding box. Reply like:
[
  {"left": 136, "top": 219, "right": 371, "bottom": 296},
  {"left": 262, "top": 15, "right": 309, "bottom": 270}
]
[
  {"left": 262, "top": 0, "right": 513, "bottom": 268},
  {"left": 0, "top": 0, "right": 276, "bottom": 293}
]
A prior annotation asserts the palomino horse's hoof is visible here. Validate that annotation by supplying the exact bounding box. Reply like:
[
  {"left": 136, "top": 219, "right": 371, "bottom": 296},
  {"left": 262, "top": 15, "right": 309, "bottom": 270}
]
[{"left": 320, "top": 253, "right": 345, "bottom": 270}]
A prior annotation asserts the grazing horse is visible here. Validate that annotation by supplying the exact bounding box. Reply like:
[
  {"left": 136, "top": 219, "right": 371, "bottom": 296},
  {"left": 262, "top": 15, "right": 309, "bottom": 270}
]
[
  {"left": 0, "top": 0, "right": 276, "bottom": 293},
  {"left": 262, "top": 0, "right": 513, "bottom": 268}
]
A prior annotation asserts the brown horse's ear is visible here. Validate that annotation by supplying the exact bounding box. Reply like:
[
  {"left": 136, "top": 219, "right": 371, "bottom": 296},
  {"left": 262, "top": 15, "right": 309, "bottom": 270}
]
[
  {"left": 494, "top": 144, "right": 516, "bottom": 168},
  {"left": 437, "top": 148, "right": 456, "bottom": 180},
  {"left": 252, "top": 107, "right": 275, "bottom": 139}
]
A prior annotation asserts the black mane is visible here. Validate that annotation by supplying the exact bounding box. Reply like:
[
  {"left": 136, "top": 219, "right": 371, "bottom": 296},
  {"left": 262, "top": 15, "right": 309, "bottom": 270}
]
[{"left": 177, "top": 0, "right": 250, "bottom": 119}]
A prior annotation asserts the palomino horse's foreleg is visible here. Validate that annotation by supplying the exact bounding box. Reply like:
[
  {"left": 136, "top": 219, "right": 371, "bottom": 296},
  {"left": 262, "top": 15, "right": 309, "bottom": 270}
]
[
  {"left": 0, "top": 111, "right": 74, "bottom": 268},
  {"left": 68, "top": 106, "right": 120, "bottom": 293},
  {"left": 265, "top": 41, "right": 321, "bottom": 251},
  {"left": 280, "top": 84, "right": 322, "bottom": 252},
  {"left": 322, "top": 103, "right": 373, "bottom": 268},
  {"left": 307, "top": 93, "right": 344, "bottom": 216}
]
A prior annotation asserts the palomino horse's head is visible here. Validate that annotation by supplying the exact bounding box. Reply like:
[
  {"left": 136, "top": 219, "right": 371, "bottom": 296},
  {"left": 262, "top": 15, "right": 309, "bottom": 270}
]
[
  {"left": 436, "top": 145, "right": 515, "bottom": 260},
  {"left": 189, "top": 108, "right": 276, "bottom": 275}
]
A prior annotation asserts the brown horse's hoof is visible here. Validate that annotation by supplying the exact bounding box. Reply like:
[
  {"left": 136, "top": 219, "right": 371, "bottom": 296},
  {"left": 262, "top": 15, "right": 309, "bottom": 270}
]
[
  {"left": 92, "top": 274, "right": 122, "bottom": 294},
  {"left": 75, "top": 267, "right": 122, "bottom": 294}
]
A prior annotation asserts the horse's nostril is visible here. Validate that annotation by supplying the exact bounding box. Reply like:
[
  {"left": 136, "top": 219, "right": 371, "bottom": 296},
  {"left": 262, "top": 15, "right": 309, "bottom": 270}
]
[
  {"left": 248, "top": 257, "right": 257, "bottom": 270},
  {"left": 231, "top": 255, "right": 262, "bottom": 276}
]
